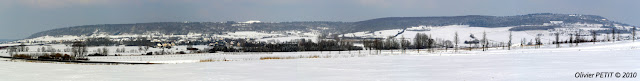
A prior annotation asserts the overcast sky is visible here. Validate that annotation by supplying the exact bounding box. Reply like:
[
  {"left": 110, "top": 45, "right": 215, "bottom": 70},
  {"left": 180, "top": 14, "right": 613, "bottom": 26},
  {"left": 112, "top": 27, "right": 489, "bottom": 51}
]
[{"left": 1, "top": 0, "right": 639, "bottom": 39}]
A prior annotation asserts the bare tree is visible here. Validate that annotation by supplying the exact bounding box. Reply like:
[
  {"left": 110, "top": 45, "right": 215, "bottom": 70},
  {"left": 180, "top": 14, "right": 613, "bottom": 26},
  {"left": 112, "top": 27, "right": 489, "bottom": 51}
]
[
  {"left": 138, "top": 46, "right": 143, "bottom": 53},
  {"left": 400, "top": 35, "right": 410, "bottom": 53},
  {"left": 444, "top": 40, "right": 452, "bottom": 51},
  {"left": 375, "top": 39, "right": 383, "bottom": 54},
  {"left": 535, "top": 36, "right": 541, "bottom": 48},
  {"left": 508, "top": 31, "right": 512, "bottom": 50},
  {"left": 102, "top": 47, "right": 109, "bottom": 56},
  {"left": 144, "top": 46, "right": 150, "bottom": 53},
  {"left": 591, "top": 30, "right": 597, "bottom": 44},
  {"left": 569, "top": 33, "right": 574, "bottom": 47},
  {"left": 414, "top": 33, "right": 423, "bottom": 49},
  {"left": 575, "top": 31, "right": 580, "bottom": 46},
  {"left": 427, "top": 34, "right": 434, "bottom": 53},
  {"left": 606, "top": 33, "right": 610, "bottom": 41},
  {"left": 617, "top": 31, "right": 621, "bottom": 41},
  {"left": 482, "top": 31, "right": 487, "bottom": 51},
  {"left": 384, "top": 36, "right": 398, "bottom": 50},
  {"left": 415, "top": 33, "right": 429, "bottom": 49},
  {"left": 25, "top": 46, "right": 29, "bottom": 52},
  {"left": 8, "top": 46, "right": 17, "bottom": 59},
  {"left": 521, "top": 38, "right": 525, "bottom": 48},
  {"left": 71, "top": 42, "right": 88, "bottom": 59},
  {"left": 187, "top": 42, "right": 194, "bottom": 49},
  {"left": 633, "top": 27, "right": 637, "bottom": 42},
  {"left": 612, "top": 28, "right": 616, "bottom": 42},
  {"left": 17, "top": 43, "right": 26, "bottom": 52},
  {"left": 555, "top": 33, "right": 560, "bottom": 48},
  {"left": 454, "top": 31, "right": 459, "bottom": 52}
]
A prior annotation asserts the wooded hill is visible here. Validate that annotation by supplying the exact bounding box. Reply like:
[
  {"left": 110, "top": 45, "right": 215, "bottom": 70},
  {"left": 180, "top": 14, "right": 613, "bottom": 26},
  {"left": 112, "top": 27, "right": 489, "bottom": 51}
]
[{"left": 28, "top": 13, "right": 633, "bottom": 38}]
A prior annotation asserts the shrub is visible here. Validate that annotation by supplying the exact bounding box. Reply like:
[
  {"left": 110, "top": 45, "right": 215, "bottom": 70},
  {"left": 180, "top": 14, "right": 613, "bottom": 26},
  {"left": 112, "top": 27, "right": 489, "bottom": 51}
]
[
  {"left": 177, "top": 51, "right": 186, "bottom": 54},
  {"left": 53, "top": 53, "right": 63, "bottom": 58},
  {"left": 260, "top": 57, "right": 284, "bottom": 60},
  {"left": 260, "top": 55, "right": 321, "bottom": 60},
  {"left": 38, "top": 54, "right": 53, "bottom": 60},
  {"left": 62, "top": 54, "right": 72, "bottom": 60},
  {"left": 88, "top": 53, "right": 107, "bottom": 56},
  {"left": 13, "top": 54, "right": 32, "bottom": 59}
]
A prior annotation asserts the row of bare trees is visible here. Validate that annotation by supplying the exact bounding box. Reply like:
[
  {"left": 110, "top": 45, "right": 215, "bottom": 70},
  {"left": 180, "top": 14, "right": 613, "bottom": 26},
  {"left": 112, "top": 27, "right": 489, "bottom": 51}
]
[
  {"left": 363, "top": 33, "right": 457, "bottom": 53},
  {"left": 362, "top": 27, "right": 639, "bottom": 53},
  {"left": 554, "top": 27, "right": 638, "bottom": 48}
]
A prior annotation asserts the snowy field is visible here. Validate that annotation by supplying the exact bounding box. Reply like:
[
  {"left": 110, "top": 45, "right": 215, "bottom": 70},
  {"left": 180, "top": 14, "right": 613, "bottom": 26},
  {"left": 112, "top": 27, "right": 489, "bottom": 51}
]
[{"left": 1, "top": 41, "right": 640, "bottom": 80}]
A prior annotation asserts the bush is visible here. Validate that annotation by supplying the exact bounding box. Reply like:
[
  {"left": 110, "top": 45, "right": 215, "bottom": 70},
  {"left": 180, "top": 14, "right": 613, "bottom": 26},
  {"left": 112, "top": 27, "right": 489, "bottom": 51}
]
[
  {"left": 62, "top": 54, "right": 72, "bottom": 60},
  {"left": 177, "top": 51, "right": 186, "bottom": 54},
  {"left": 13, "top": 54, "right": 32, "bottom": 59},
  {"left": 38, "top": 54, "right": 53, "bottom": 60},
  {"left": 53, "top": 53, "right": 63, "bottom": 58},
  {"left": 51, "top": 53, "right": 64, "bottom": 59},
  {"left": 88, "top": 53, "right": 108, "bottom": 56},
  {"left": 76, "top": 58, "right": 89, "bottom": 60},
  {"left": 187, "top": 48, "right": 199, "bottom": 50}
]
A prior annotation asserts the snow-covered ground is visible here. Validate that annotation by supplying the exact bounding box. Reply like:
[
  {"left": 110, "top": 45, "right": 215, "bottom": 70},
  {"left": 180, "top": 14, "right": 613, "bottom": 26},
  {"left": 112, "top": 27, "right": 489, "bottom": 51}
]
[{"left": 2, "top": 40, "right": 640, "bottom": 80}]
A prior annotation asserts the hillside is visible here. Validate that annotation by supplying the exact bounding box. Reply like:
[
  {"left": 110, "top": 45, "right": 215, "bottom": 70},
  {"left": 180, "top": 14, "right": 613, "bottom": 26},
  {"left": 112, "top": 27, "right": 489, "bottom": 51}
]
[
  {"left": 27, "top": 21, "right": 352, "bottom": 38},
  {"left": 27, "top": 13, "right": 633, "bottom": 39}
]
